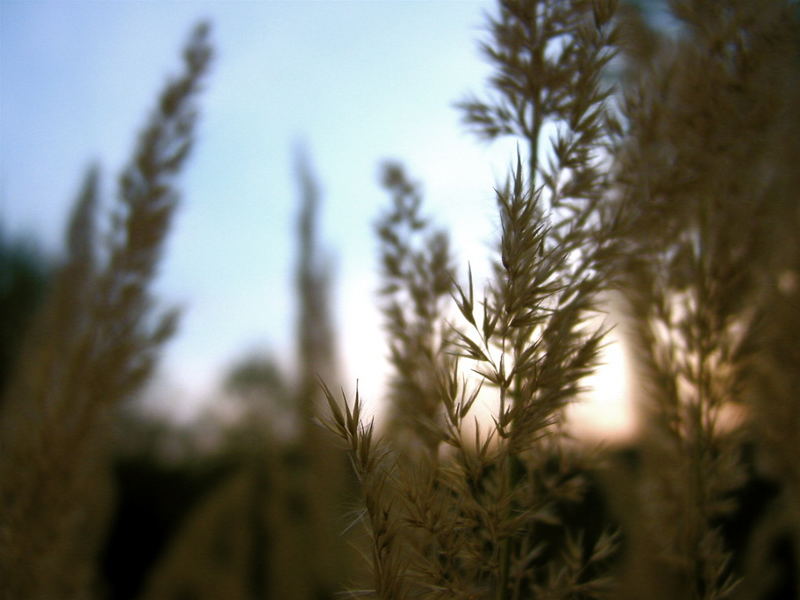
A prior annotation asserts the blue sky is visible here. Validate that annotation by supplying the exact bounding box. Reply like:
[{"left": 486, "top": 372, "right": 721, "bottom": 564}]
[
  {"left": 0, "top": 0, "right": 520, "bottom": 416},
  {"left": 0, "top": 0, "right": 633, "bottom": 434}
]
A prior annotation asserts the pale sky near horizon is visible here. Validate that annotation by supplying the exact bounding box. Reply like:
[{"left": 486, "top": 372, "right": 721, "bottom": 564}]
[{"left": 0, "top": 0, "right": 633, "bottom": 436}]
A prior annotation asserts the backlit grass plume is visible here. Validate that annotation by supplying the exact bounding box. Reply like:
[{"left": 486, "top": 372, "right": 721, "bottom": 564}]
[
  {"left": 324, "top": 1, "right": 800, "bottom": 598},
  {"left": 375, "top": 162, "right": 456, "bottom": 457},
  {"left": 324, "top": 1, "right": 622, "bottom": 598}
]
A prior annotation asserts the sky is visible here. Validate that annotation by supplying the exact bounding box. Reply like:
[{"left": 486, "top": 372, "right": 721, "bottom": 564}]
[{"left": 0, "top": 0, "right": 633, "bottom": 436}]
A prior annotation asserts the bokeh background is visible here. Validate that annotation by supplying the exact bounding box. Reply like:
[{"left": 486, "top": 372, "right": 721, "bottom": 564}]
[{"left": 2, "top": 0, "right": 505, "bottom": 418}]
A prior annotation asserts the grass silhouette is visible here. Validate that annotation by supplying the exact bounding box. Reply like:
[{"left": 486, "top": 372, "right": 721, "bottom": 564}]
[{"left": 1, "top": 2, "right": 799, "bottom": 599}]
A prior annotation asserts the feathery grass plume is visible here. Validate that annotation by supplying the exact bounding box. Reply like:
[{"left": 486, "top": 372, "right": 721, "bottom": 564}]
[
  {"left": 321, "top": 381, "right": 408, "bottom": 600},
  {"left": 325, "top": 1, "right": 623, "bottom": 598},
  {"left": 720, "top": 2, "right": 800, "bottom": 590},
  {"left": 607, "top": 1, "right": 800, "bottom": 597},
  {"left": 441, "top": 156, "right": 617, "bottom": 600},
  {"left": 0, "top": 22, "right": 211, "bottom": 598},
  {"left": 327, "top": 160, "right": 619, "bottom": 599},
  {"left": 719, "top": 1, "right": 800, "bottom": 593},
  {"left": 375, "top": 162, "right": 456, "bottom": 457},
  {"left": 453, "top": 1, "right": 622, "bottom": 595},
  {"left": 459, "top": 0, "right": 628, "bottom": 297},
  {"left": 457, "top": 0, "right": 624, "bottom": 455}
]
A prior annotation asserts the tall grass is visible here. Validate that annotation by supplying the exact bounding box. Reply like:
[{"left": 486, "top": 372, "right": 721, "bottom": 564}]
[
  {"left": 324, "top": 1, "right": 800, "bottom": 598},
  {"left": 0, "top": 22, "right": 211, "bottom": 599},
  {"left": 1, "top": 1, "right": 799, "bottom": 598},
  {"left": 137, "top": 150, "right": 354, "bottom": 600},
  {"left": 608, "top": 2, "right": 800, "bottom": 597}
]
